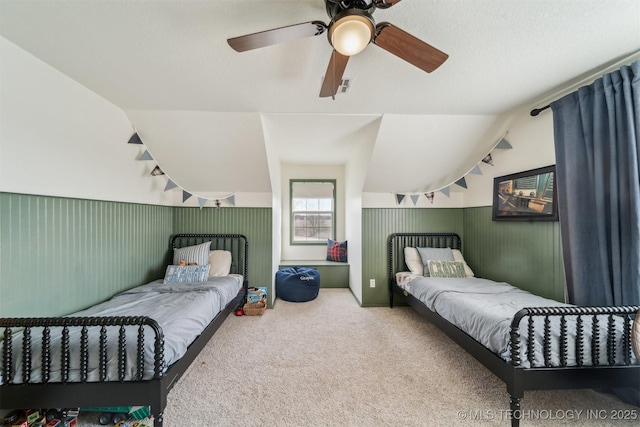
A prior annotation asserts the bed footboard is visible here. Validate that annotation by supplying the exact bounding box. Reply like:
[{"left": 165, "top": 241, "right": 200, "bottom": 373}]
[
  {"left": 1, "top": 315, "right": 166, "bottom": 422},
  {"left": 510, "top": 306, "right": 639, "bottom": 368},
  {"left": 507, "top": 306, "right": 640, "bottom": 426},
  {"left": 2, "top": 316, "right": 165, "bottom": 386}
]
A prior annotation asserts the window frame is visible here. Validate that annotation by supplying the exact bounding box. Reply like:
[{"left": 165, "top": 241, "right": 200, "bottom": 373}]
[{"left": 289, "top": 179, "right": 336, "bottom": 246}]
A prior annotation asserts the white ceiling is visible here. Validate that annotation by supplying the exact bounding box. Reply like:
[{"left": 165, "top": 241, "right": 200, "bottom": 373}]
[{"left": 1, "top": 0, "right": 639, "bottom": 194}]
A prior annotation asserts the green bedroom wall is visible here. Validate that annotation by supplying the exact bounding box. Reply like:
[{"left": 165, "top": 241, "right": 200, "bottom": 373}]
[
  {"left": 0, "top": 192, "right": 173, "bottom": 318},
  {"left": 463, "top": 206, "right": 564, "bottom": 302},
  {"left": 172, "top": 207, "right": 274, "bottom": 306},
  {"left": 1, "top": 193, "right": 274, "bottom": 317},
  {"left": 1, "top": 192, "right": 562, "bottom": 315},
  {"left": 361, "top": 208, "right": 465, "bottom": 307},
  {"left": 360, "top": 206, "right": 564, "bottom": 307}
]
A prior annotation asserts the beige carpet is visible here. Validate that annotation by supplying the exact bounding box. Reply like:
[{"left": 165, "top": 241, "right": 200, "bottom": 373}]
[{"left": 79, "top": 289, "right": 638, "bottom": 426}]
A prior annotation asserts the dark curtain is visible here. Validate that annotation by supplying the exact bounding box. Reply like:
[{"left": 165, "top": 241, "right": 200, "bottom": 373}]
[
  {"left": 551, "top": 60, "right": 640, "bottom": 406},
  {"left": 551, "top": 60, "right": 640, "bottom": 307}
]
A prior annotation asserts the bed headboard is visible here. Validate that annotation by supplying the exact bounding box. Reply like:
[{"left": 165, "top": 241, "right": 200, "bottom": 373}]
[
  {"left": 171, "top": 233, "right": 248, "bottom": 281},
  {"left": 387, "top": 233, "right": 461, "bottom": 281}
]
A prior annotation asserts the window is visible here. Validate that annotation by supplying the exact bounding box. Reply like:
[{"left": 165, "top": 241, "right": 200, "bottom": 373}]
[{"left": 290, "top": 180, "right": 336, "bottom": 244}]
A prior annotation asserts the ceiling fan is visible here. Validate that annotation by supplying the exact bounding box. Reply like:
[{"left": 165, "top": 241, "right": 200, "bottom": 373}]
[{"left": 227, "top": 0, "right": 448, "bottom": 98}]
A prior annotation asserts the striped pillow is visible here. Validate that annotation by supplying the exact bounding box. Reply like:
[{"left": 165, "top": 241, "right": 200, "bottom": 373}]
[
  {"left": 173, "top": 241, "right": 211, "bottom": 266},
  {"left": 164, "top": 265, "right": 211, "bottom": 284}
]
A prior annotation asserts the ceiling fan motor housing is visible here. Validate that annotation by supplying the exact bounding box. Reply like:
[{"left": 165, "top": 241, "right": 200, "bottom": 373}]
[{"left": 325, "top": 0, "right": 376, "bottom": 19}]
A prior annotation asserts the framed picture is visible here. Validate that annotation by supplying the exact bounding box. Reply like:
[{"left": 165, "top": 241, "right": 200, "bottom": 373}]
[{"left": 492, "top": 165, "right": 558, "bottom": 221}]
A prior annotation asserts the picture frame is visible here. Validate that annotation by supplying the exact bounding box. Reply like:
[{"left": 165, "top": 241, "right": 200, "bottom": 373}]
[{"left": 492, "top": 165, "right": 558, "bottom": 221}]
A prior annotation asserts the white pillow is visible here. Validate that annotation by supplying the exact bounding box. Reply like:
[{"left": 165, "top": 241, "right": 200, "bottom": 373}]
[
  {"left": 208, "top": 250, "right": 232, "bottom": 277},
  {"left": 451, "top": 249, "right": 474, "bottom": 277},
  {"left": 404, "top": 247, "right": 423, "bottom": 275}
]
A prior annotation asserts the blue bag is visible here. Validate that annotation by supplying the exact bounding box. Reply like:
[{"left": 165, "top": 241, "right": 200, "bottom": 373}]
[{"left": 276, "top": 267, "right": 320, "bottom": 302}]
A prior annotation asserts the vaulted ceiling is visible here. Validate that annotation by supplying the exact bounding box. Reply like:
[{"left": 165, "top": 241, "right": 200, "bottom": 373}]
[{"left": 1, "top": 0, "right": 639, "bottom": 194}]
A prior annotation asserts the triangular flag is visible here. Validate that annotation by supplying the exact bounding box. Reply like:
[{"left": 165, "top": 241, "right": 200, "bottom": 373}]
[
  {"left": 127, "top": 133, "right": 142, "bottom": 144},
  {"left": 395, "top": 194, "right": 405, "bottom": 205},
  {"left": 495, "top": 138, "right": 512, "bottom": 149},
  {"left": 425, "top": 192, "right": 435, "bottom": 204},
  {"left": 150, "top": 165, "right": 164, "bottom": 176},
  {"left": 440, "top": 187, "right": 450, "bottom": 198},
  {"left": 469, "top": 165, "right": 483, "bottom": 175},
  {"left": 455, "top": 177, "right": 467, "bottom": 189},
  {"left": 182, "top": 191, "right": 192, "bottom": 202},
  {"left": 410, "top": 194, "right": 420, "bottom": 206},
  {"left": 227, "top": 195, "right": 236, "bottom": 206},
  {"left": 138, "top": 150, "right": 153, "bottom": 161},
  {"left": 482, "top": 153, "right": 494, "bottom": 166},
  {"left": 198, "top": 197, "right": 207, "bottom": 209},
  {"left": 164, "top": 180, "right": 178, "bottom": 191}
]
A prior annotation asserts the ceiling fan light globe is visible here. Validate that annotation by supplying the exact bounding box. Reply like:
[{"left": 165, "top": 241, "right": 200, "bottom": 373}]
[{"left": 330, "top": 14, "right": 374, "bottom": 56}]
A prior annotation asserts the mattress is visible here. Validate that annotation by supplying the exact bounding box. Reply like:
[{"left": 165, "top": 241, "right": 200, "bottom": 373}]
[
  {"left": 398, "top": 274, "right": 636, "bottom": 367},
  {"left": 1, "top": 275, "right": 242, "bottom": 384}
]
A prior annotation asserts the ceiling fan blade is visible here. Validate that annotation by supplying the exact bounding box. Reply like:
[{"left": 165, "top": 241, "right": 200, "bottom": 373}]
[
  {"left": 319, "top": 50, "right": 350, "bottom": 98},
  {"left": 373, "top": 23, "right": 448, "bottom": 73},
  {"left": 228, "top": 21, "right": 327, "bottom": 52}
]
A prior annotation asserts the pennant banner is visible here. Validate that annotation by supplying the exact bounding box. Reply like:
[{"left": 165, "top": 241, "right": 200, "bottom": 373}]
[
  {"left": 394, "top": 135, "right": 510, "bottom": 198},
  {"left": 128, "top": 133, "right": 143, "bottom": 145},
  {"left": 469, "top": 165, "right": 483, "bottom": 175},
  {"left": 164, "top": 180, "right": 178, "bottom": 191},
  {"left": 410, "top": 194, "right": 420, "bottom": 206},
  {"left": 138, "top": 150, "right": 154, "bottom": 161},
  {"left": 455, "top": 177, "right": 467, "bottom": 189},
  {"left": 482, "top": 153, "right": 494, "bottom": 166},
  {"left": 150, "top": 165, "right": 164, "bottom": 176},
  {"left": 495, "top": 138, "right": 513, "bottom": 149},
  {"left": 425, "top": 192, "right": 435, "bottom": 204},
  {"left": 128, "top": 136, "right": 236, "bottom": 208}
]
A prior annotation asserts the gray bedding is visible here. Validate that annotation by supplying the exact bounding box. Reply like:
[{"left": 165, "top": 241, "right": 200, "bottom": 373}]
[
  {"left": 403, "top": 276, "right": 635, "bottom": 367},
  {"left": 1, "top": 275, "right": 242, "bottom": 384}
]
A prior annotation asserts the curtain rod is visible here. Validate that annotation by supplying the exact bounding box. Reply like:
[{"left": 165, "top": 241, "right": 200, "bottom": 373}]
[{"left": 530, "top": 50, "right": 640, "bottom": 117}]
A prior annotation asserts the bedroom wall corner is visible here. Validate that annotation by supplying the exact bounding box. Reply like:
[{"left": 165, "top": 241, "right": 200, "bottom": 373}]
[
  {"left": 361, "top": 208, "right": 465, "bottom": 307},
  {"left": 171, "top": 207, "right": 273, "bottom": 307}
]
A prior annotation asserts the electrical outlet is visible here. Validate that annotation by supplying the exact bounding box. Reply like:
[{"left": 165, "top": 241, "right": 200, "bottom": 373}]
[{"left": 370, "top": 279, "right": 375, "bottom": 288}]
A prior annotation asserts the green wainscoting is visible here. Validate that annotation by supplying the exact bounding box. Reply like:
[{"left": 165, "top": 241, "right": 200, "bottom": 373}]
[
  {"left": 361, "top": 208, "right": 465, "bottom": 307},
  {"left": 361, "top": 207, "right": 564, "bottom": 307},
  {"left": 0, "top": 193, "right": 173, "bottom": 318},
  {"left": 1, "top": 192, "right": 562, "bottom": 316},
  {"left": 463, "top": 206, "right": 564, "bottom": 302},
  {"left": 172, "top": 207, "right": 273, "bottom": 306}
]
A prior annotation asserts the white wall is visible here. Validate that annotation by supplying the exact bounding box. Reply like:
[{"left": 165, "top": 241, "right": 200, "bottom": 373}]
[
  {"left": 0, "top": 37, "right": 173, "bottom": 205},
  {"left": 262, "top": 114, "right": 283, "bottom": 306},
  {"left": 344, "top": 118, "right": 381, "bottom": 304},
  {"left": 462, "top": 110, "right": 556, "bottom": 207},
  {"left": 362, "top": 109, "right": 556, "bottom": 209},
  {"left": 280, "top": 164, "right": 345, "bottom": 261}
]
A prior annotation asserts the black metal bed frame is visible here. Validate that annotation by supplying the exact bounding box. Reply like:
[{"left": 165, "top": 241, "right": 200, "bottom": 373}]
[
  {"left": 1, "top": 233, "right": 249, "bottom": 426},
  {"left": 387, "top": 232, "right": 639, "bottom": 427}
]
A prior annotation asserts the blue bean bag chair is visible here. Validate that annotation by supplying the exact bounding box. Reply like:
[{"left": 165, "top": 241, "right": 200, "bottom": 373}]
[{"left": 276, "top": 267, "right": 320, "bottom": 302}]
